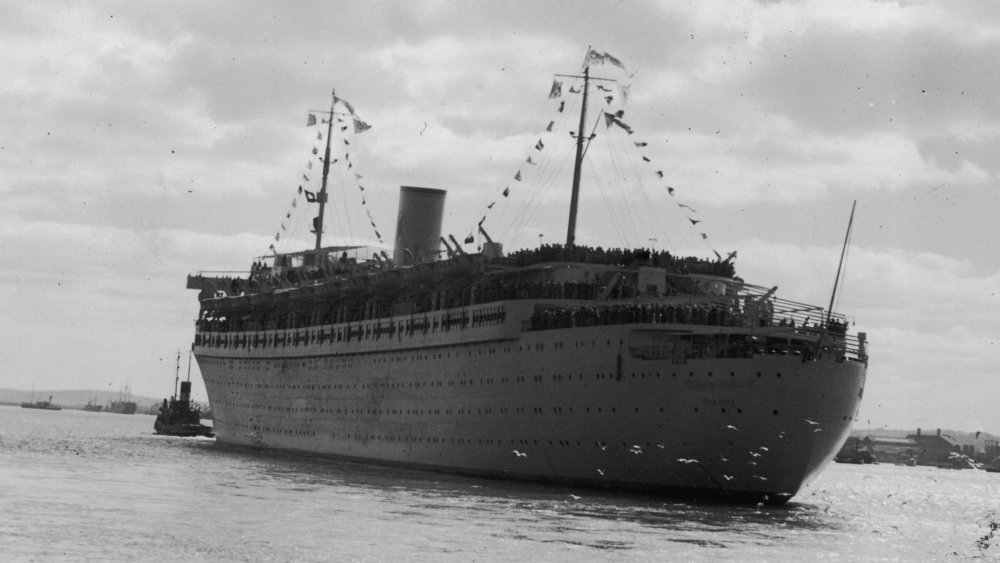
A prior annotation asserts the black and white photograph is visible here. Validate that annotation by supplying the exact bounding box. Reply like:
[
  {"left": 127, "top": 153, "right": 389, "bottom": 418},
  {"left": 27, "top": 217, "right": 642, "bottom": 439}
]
[{"left": 2, "top": 1, "right": 999, "bottom": 560}]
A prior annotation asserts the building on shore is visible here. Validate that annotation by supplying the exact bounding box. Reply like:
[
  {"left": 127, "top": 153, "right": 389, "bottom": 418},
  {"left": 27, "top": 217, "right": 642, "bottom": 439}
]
[{"left": 837, "top": 428, "right": 999, "bottom": 468}]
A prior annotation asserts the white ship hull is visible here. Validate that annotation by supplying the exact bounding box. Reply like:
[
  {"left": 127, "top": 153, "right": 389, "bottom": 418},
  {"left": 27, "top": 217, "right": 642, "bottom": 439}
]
[{"left": 195, "top": 300, "right": 866, "bottom": 503}]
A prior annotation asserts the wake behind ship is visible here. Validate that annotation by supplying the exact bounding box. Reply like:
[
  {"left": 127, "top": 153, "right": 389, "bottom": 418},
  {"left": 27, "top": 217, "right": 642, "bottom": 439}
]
[{"left": 188, "top": 51, "right": 868, "bottom": 504}]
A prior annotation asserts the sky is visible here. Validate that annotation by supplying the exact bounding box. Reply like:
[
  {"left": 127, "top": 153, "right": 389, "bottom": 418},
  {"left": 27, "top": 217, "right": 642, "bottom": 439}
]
[{"left": 2, "top": 0, "right": 998, "bottom": 433}]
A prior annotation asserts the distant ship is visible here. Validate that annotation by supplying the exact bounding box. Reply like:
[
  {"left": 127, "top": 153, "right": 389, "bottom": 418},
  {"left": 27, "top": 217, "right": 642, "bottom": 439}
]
[
  {"left": 83, "top": 398, "right": 103, "bottom": 412},
  {"left": 106, "top": 384, "right": 137, "bottom": 415},
  {"left": 21, "top": 395, "right": 61, "bottom": 411},
  {"left": 187, "top": 51, "right": 869, "bottom": 504},
  {"left": 154, "top": 352, "right": 214, "bottom": 437}
]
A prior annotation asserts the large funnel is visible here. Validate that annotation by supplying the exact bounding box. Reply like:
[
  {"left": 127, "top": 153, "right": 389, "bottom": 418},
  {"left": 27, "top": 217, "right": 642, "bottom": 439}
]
[{"left": 393, "top": 186, "right": 446, "bottom": 266}]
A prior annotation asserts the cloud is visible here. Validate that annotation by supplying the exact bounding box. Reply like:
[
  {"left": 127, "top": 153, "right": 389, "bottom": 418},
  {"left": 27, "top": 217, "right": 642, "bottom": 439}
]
[{"left": 0, "top": 213, "right": 268, "bottom": 397}]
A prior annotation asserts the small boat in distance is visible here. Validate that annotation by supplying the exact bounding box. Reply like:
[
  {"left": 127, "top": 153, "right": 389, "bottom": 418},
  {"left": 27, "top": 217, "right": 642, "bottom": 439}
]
[
  {"left": 21, "top": 394, "right": 62, "bottom": 411},
  {"left": 154, "top": 352, "right": 214, "bottom": 438}
]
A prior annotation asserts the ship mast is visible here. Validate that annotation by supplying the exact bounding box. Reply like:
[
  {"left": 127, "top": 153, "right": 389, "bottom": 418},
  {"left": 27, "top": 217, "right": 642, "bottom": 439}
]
[
  {"left": 565, "top": 67, "right": 590, "bottom": 247},
  {"left": 314, "top": 90, "right": 337, "bottom": 250},
  {"left": 173, "top": 350, "right": 180, "bottom": 401},
  {"left": 825, "top": 200, "right": 857, "bottom": 326}
]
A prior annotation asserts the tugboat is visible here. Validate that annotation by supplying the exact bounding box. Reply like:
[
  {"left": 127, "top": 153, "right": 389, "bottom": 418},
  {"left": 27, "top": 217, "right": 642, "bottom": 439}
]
[{"left": 154, "top": 351, "right": 214, "bottom": 437}]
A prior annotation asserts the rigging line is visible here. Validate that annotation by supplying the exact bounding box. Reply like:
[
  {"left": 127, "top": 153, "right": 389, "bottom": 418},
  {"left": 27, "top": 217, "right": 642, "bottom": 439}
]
[
  {"left": 655, "top": 173, "right": 716, "bottom": 254},
  {"left": 599, "top": 106, "right": 652, "bottom": 246},
  {"left": 612, "top": 137, "right": 656, "bottom": 248},
  {"left": 503, "top": 165, "right": 561, "bottom": 248},
  {"left": 590, "top": 141, "right": 629, "bottom": 245},
  {"left": 623, "top": 139, "right": 683, "bottom": 251},
  {"left": 584, "top": 139, "right": 636, "bottom": 247},
  {"left": 610, "top": 128, "right": 662, "bottom": 246},
  {"left": 602, "top": 128, "right": 645, "bottom": 246},
  {"left": 516, "top": 118, "right": 612, "bottom": 245},
  {"left": 285, "top": 202, "right": 309, "bottom": 246},
  {"left": 273, "top": 128, "right": 327, "bottom": 254},
  {"left": 342, "top": 178, "right": 360, "bottom": 243},
  {"left": 323, "top": 126, "right": 382, "bottom": 246},
  {"left": 272, "top": 187, "right": 301, "bottom": 252},
  {"left": 587, "top": 159, "right": 630, "bottom": 247},
  {"left": 479, "top": 109, "right": 570, "bottom": 243},
  {"left": 489, "top": 81, "right": 585, "bottom": 248},
  {"left": 532, "top": 139, "right": 573, "bottom": 198},
  {"left": 329, "top": 147, "right": 349, "bottom": 242},
  {"left": 526, "top": 148, "right": 572, "bottom": 234},
  {"left": 487, "top": 142, "right": 554, "bottom": 233},
  {"left": 328, "top": 169, "right": 348, "bottom": 243},
  {"left": 619, "top": 135, "right": 717, "bottom": 255},
  {"left": 488, "top": 156, "right": 543, "bottom": 243},
  {"left": 515, "top": 149, "right": 574, "bottom": 243},
  {"left": 614, "top": 127, "right": 675, "bottom": 250},
  {"left": 285, "top": 182, "right": 314, "bottom": 247},
  {"left": 273, "top": 201, "right": 303, "bottom": 255},
  {"left": 332, "top": 153, "right": 358, "bottom": 244},
  {"left": 501, "top": 79, "right": 581, "bottom": 211},
  {"left": 580, "top": 110, "right": 604, "bottom": 161},
  {"left": 495, "top": 132, "right": 571, "bottom": 246},
  {"left": 593, "top": 124, "right": 636, "bottom": 245},
  {"left": 342, "top": 146, "right": 383, "bottom": 244},
  {"left": 297, "top": 179, "right": 321, "bottom": 241}
]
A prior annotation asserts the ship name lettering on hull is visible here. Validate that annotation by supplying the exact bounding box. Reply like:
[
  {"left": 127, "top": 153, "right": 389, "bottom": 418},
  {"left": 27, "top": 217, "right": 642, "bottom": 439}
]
[{"left": 684, "top": 380, "right": 756, "bottom": 391}]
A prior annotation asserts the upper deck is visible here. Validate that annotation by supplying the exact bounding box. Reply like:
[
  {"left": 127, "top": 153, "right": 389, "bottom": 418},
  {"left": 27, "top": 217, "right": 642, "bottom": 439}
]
[{"left": 189, "top": 245, "right": 867, "bottom": 365}]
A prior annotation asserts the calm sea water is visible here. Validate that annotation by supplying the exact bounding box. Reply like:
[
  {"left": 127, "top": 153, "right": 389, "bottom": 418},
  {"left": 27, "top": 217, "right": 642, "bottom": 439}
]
[{"left": 1, "top": 405, "right": 997, "bottom": 562}]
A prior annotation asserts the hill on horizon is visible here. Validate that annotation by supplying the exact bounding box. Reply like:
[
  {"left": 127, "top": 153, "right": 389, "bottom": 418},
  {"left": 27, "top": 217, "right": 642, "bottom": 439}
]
[{"left": 0, "top": 388, "right": 165, "bottom": 409}]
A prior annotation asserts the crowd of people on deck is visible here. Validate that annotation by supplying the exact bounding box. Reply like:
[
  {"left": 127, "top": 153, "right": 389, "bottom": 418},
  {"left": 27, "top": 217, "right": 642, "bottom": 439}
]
[
  {"left": 475, "top": 279, "right": 636, "bottom": 303},
  {"left": 530, "top": 302, "right": 741, "bottom": 331},
  {"left": 208, "top": 244, "right": 734, "bottom": 304},
  {"left": 500, "top": 244, "right": 736, "bottom": 277},
  {"left": 527, "top": 301, "right": 849, "bottom": 337}
]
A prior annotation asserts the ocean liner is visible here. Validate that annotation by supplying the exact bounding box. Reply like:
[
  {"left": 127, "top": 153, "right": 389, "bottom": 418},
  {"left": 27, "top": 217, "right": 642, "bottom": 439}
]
[{"left": 188, "top": 53, "right": 868, "bottom": 503}]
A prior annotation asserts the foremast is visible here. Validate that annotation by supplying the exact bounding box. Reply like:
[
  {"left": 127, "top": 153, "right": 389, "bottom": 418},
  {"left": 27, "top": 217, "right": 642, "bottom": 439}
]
[
  {"left": 314, "top": 91, "right": 337, "bottom": 250},
  {"left": 562, "top": 63, "right": 616, "bottom": 248},
  {"left": 565, "top": 67, "right": 590, "bottom": 248}
]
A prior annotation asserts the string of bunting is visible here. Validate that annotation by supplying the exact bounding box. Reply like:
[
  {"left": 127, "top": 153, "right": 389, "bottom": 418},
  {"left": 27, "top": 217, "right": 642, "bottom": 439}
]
[
  {"left": 469, "top": 49, "right": 719, "bottom": 257},
  {"left": 268, "top": 95, "right": 381, "bottom": 254},
  {"left": 464, "top": 104, "right": 557, "bottom": 244}
]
